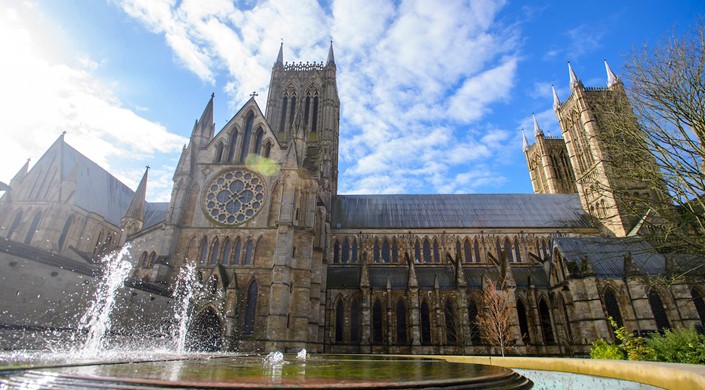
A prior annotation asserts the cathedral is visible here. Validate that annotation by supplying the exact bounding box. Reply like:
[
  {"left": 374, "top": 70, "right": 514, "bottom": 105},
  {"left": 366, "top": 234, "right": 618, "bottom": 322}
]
[{"left": 1, "top": 44, "right": 704, "bottom": 356}]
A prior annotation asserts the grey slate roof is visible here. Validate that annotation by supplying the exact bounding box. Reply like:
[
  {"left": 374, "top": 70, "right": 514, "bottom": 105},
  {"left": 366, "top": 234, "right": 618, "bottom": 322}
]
[
  {"left": 332, "top": 194, "right": 591, "bottom": 229},
  {"left": 512, "top": 266, "right": 549, "bottom": 288},
  {"left": 61, "top": 142, "right": 134, "bottom": 226},
  {"left": 30, "top": 138, "right": 165, "bottom": 228},
  {"left": 144, "top": 203, "right": 168, "bottom": 230},
  {"left": 553, "top": 237, "right": 666, "bottom": 277}
]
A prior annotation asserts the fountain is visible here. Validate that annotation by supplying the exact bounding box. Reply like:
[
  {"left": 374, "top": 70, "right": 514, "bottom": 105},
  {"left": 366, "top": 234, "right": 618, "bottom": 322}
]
[
  {"left": 0, "top": 258, "right": 534, "bottom": 389},
  {"left": 73, "top": 244, "right": 133, "bottom": 355}
]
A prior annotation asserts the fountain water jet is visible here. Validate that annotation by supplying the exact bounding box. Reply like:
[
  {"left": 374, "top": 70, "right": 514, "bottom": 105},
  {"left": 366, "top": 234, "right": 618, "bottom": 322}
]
[
  {"left": 171, "top": 263, "right": 198, "bottom": 353},
  {"left": 73, "top": 244, "right": 133, "bottom": 355}
]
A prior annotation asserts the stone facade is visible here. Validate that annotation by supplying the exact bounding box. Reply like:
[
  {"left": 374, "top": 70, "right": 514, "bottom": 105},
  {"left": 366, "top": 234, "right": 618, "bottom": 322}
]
[{"left": 0, "top": 48, "right": 704, "bottom": 355}]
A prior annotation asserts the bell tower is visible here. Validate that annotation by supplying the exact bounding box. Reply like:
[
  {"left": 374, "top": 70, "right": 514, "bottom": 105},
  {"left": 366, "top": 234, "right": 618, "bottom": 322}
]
[{"left": 553, "top": 62, "right": 661, "bottom": 236}]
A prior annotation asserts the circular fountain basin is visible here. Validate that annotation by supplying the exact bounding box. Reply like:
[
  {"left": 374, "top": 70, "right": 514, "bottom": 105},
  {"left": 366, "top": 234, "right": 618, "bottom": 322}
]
[{"left": 0, "top": 354, "right": 532, "bottom": 389}]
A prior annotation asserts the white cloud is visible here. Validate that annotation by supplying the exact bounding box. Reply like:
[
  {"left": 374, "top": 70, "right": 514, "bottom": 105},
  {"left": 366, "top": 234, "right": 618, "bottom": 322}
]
[
  {"left": 113, "top": 0, "right": 521, "bottom": 195},
  {"left": 0, "top": 2, "right": 187, "bottom": 201}
]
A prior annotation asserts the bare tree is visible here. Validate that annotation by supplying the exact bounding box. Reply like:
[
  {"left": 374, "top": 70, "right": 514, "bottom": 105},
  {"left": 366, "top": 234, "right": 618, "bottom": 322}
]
[{"left": 477, "top": 276, "right": 513, "bottom": 356}]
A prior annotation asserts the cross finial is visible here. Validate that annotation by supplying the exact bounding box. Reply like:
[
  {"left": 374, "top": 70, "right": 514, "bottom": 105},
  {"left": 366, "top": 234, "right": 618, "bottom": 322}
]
[
  {"left": 250, "top": 91, "right": 259, "bottom": 97},
  {"left": 211, "top": 92, "right": 214, "bottom": 99},
  {"left": 146, "top": 165, "right": 150, "bottom": 170},
  {"left": 62, "top": 131, "right": 67, "bottom": 136}
]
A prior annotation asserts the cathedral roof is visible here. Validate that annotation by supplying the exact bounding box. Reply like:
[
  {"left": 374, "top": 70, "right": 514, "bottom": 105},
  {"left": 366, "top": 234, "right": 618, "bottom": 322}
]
[
  {"left": 58, "top": 141, "right": 134, "bottom": 226},
  {"left": 331, "top": 194, "right": 591, "bottom": 229},
  {"left": 143, "top": 202, "right": 168, "bottom": 230},
  {"left": 553, "top": 237, "right": 666, "bottom": 277},
  {"left": 25, "top": 137, "right": 162, "bottom": 227}
]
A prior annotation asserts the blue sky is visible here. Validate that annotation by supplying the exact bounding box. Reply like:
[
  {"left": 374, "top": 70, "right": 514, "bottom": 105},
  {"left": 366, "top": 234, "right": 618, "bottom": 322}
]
[{"left": 1, "top": 0, "right": 703, "bottom": 202}]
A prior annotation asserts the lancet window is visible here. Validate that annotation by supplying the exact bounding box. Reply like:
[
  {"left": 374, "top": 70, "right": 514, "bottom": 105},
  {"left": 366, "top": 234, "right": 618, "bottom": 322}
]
[
  {"left": 396, "top": 299, "right": 407, "bottom": 344},
  {"left": 58, "top": 216, "right": 73, "bottom": 251},
  {"left": 604, "top": 289, "right": 624, "bottom": 328},
  {"left": 240, "top": 113, "right": 254, "bottom": 163},
  {"left": 24, "top": 211, "right": 42, "bottom": 245},
  {"left": 243, "top": 280, "right": 257, "bottom": 335},
  {"left": 649, "top": 290, "right": 670, "bottom": 331}
]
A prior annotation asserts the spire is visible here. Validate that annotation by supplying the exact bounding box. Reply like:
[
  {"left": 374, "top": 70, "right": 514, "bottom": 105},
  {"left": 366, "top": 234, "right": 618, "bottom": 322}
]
[
  {"left": 568, "top": 62, "right": 581, "bottom": 89},
  {"left": 552, "top": 84, "right": 561, "bottom": 111},
  {"left": 522, "top": 129, "right": 529, "bottom": 151},
  {"left": 124, "top": 166, "right": 149, "bottom": 222},
  {"left": 326, "top": 40, "right": 335, "bottom": 67},
  {"left": 604, "top": 60, "right": 619, "bottom": 87},
  {"left": 275, "top": 41, "right": 284, "bottom": 67},
  {"left": 192, "top": 93, "right": 215, "bottom": 140},
  {"left": 532, "top": 113, "right": 544, "bottom": 137}
]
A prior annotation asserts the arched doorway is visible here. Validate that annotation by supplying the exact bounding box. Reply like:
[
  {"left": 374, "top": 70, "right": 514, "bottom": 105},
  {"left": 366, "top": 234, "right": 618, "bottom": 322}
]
[{"left": 187, "top": 307, "right": 223, "bottom": 352}]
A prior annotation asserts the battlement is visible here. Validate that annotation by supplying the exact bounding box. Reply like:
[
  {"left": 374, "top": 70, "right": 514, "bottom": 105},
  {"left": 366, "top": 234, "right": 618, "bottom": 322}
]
[{"left": 284, "top": 61, "right": 325, "bottom": 71}]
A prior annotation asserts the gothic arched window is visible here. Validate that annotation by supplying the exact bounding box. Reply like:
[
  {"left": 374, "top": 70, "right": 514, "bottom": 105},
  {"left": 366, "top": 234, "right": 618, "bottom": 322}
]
[
  {"left": 288, "top": 94, "right": 297, "bottom": 134},
  {"left": 381, "top": 239, "right": 390, "bottom": 263},
  {"left": 423, "top": 239, "right": 431, "bottom": 263},
  {"left": 304, "top": 94, "right": 311, "bottom": 131},
  {"left": 279, "top": 95, "right": 288, "bottom": 133},
  {"left": 373, "top": 239, "right": 380, "bottom": 263},
  {"left": 433, "top": 239, "right": 440, "bottom": 263},
  {"left": 215, "top": 141, "right": 224, "bottom": 162},
  {"left": 392, "top": 239, "right": 399, "bottom": 263},
  {"left": 421, "top": 300, "right": 431, "bottom": 345},
  {"left": 24, "top": 211, "right": 42, "bottom": 245},
  {"left": 7, "top": 210, "right": 22, "bottom": 239},
  {"left": 335, "top": 299, "right": 344, "bottom": 343},
  {"left": 210, "top": 237, "right": 220, "bottom": 265},
  {"left": 58, "top": 216, "right": 73, "bottom": 251},
  {"left": 232, "top": 237, "right": 241, "bottom": 265},
  {"left": 474, "top": 239, "right": 481, "bottom": 263},
  {"left": 253, "top": 128, "right": 264, "bottom": 155},
  {"left": 445, "top": 299, "right": 457, "bottom": 344},
  {"left": 239, "top": 113, "right": 254, "bottom": 163},
  {"left": 504, "top": 238, "right": 514, "bottom": 262},
  {"left": 469, "top": 300, "right": 481, "bottom": 344},
  {"left": 148, "top": 251, "right": 157, "bottom": 267},
  {"left": 604, "top": 289, "right": 624, "bottom": 328},
  {"left": 517, "top": 300, "right": 530, "bottom": 345},
  {"left": 311, "top": 95, "right": 319, "bottom": 132},
  {"left": 350, "top": 297, "right": 361, "bottom": 342},
  {"left": 463, "top": 238, "right": 472, "bottom": 263},
  {"left": 199, "top": 237, "right": 208, "bottom": 264},
  {"left": 264, "top": 141, "right": 272, "bottom": 158},
  {"left": 514, "top": 239, "right": 522, "bottom": 263},
  {"left": 221, "top": 238, "right": 231, "bottom": 265},
  {"left": 139, "top": 252, "right": 149, "bottom": 268},
  {"left": 342, "top": 238, "right": 350, "bottom": 263},
  {"left": 333, "top": 240, "right": 340, "bottom": 263},
  {"left": 539, "top": 299, "right": 555, "bottom": 344},
  {"left": 414, "top": 240, "right": 421, "bottom": 263},
  {"left": 352, "top": 239, "right": 358, "bottom": 263},
  {"left": 396, "top": 299, "right": 407, "bottom": 344},
  {"left": 243, "top": 280, "right": 257, "bottom": 335},
  {"left": 649, "top": 290, "right": 670, "bottom": 331},
  {"left": 227, "top": 130, "right": 238, "bottom": 162},
  {"left": 372, "top": 299, "right": 383, "bottom": 344},
  {"left": 243, "top": 239, "right": 254, "bottom": 265}
]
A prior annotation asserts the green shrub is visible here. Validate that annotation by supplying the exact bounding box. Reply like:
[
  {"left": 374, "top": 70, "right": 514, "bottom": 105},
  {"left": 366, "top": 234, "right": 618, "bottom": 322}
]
[
  {"left": 590, "top": 338, "right": 625, "bottom": 360},
  {"left": 646, "top": 327, "right": 705, "bottom": 364}
]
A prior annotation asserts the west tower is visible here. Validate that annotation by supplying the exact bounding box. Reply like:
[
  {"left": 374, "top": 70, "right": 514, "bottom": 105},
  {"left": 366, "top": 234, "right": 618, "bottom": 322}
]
[{"left": 161, "top": 43, "right": 340, "bottom": 352}]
